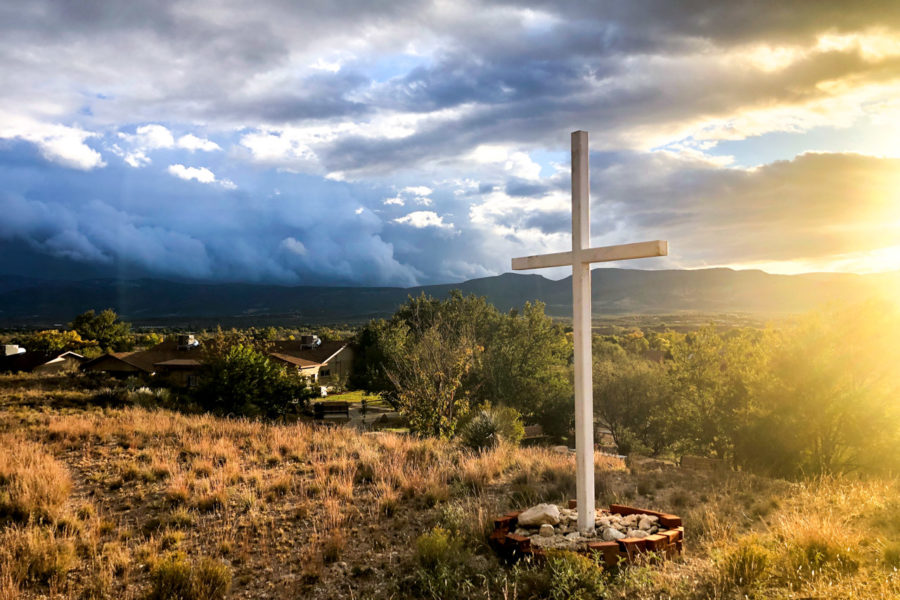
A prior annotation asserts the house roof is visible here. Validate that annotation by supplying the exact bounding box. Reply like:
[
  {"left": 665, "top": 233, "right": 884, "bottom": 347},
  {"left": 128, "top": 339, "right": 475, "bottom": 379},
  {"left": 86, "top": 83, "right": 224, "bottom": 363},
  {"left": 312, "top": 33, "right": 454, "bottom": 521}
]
[
  {"left": 153, "top": 359, "right": 203, "bottom": 368},
  {"left": 268, "top": 352, "right": 322, "bottom": 369},
  {"left": 85, "top": 339, "right": 206, "bottom": 374},
  {"left": 0, "top": 350, "right": 87, "bottom": 373},
  {"left": 269, "top": 340, "right": 349, "bottom": 365}
]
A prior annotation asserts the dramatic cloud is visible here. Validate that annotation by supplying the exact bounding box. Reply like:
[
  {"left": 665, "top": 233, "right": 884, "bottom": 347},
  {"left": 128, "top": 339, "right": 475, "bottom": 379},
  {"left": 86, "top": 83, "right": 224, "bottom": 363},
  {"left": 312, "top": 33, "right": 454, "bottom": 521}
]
[
  {"left": 165, "top": 164, "right": 235, "bottom": 189},
  {"left": 1, "top": 1, "right": 899, "bottom": 284},
  {"left": 393, "top": 211, "right": 456, "bottom": 231},
  {"left": 0, "top": 114, "right": 105, "bottom": 170}
]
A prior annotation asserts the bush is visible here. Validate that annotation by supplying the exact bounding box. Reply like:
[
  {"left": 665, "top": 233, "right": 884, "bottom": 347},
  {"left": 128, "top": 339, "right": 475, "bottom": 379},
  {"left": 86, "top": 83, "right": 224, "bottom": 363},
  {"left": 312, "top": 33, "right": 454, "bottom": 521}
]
[
  {"left": 195, "top": 344, "right": 315, "bottom": 418},
  {"left": 459, "top": 412, "right": 498, "bottom": 451},
  {"left": 778, "top": 534, "right": 859, "bottom": 584},
  {"left": 0, "top": 525, "right": 77, "bottom": 587},
  {"left": 411, "top": 526, "right": 474, "bottom": 599},
  {"left": 146, "top": 552, "right": 231, "bottom": 600},
  {"left": 459, "top": 406, "right": 525, "bottom": 451},
  {"left": 719, "top": 538, "right": 772, "bottom": 591},
  {"left": 517, "top": 550, "right": 607, "bottom": 600},
  {"left": 883, "top": 541, "right": 900, "bottom": 569}
]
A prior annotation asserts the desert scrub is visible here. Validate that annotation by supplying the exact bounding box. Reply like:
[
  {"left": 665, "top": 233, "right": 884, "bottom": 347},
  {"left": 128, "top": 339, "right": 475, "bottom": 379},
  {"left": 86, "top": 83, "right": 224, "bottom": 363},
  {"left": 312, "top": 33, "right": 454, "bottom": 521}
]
[
  {"left": 716, "top": 537, "right": 772, "bottom": 594},
  {"left": 0, "top": 435, "right": 72, "bottom": 523},
  {"left": 516, "top": 550, "right": 607, "bottom": 600},
  {"left": 146, "top": 552, "right": 231, "bottom": 600},
  {"left": 409, "top": 526, "right": 476, "bottom": 599},
  {"left": 0, "top": 525, "right": 77, "bottom": 588}
]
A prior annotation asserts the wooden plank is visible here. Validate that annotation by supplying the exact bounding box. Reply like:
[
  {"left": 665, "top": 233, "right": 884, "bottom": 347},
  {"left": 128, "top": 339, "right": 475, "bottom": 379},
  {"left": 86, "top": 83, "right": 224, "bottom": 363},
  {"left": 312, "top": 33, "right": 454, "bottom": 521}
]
[
  {"left": 658, "top": 514, "right": 682, "bottom": 528},
  {"left": 645, "top": 534, "right": 667, "bottom": 553},
  {"left": 511, "top": 240, "right": 667, "bottom": 271},
  {"left": 619, "top": 537, "right": 647, "bottom": 562},
  {"left": 511, "top": 249, "right": 573, "bottom": 270},
  {"left": 587, "top": 541, "right": 622, "bottom": 567},
  {"left": 571, "top": 131, "right": 595, "bottom": 534}
]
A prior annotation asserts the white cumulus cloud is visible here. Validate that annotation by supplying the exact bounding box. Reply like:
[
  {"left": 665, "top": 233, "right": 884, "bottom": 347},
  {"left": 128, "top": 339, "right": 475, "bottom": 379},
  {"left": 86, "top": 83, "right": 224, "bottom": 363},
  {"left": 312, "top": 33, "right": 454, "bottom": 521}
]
[
  {"left": 167, "top": 164, "right": 235, "bottom": 188},
  {"left": 177, "top": 133, "right": 221, "bottom": 152},
  {"left": 0, "top": 113, "right": 105, "bottom": 170},
  {"left": 393, "top": 210, "right": 455, "bottom": 230}
]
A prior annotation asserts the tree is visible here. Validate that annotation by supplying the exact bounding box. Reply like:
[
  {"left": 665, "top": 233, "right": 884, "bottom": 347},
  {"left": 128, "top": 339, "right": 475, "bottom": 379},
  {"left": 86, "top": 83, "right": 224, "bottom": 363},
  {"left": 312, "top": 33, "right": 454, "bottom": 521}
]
[
  {"left": 666, "top": 326, "right": 768, "bottom": 460},
  {"left": 384, "top": 317, "right": 480, "bottom": 438},
  {"left": 735, "top": 303, "right": 900, "bottom": 477},
  {"left": 195, "top": 344, "right": 315, "bottom": 419},
  {"left": 71, "top": 309, "right": 134, "bottom": 351},
  {"left": 594, "top": 355, "right": 672, "bottom": 455},
  {"left": 477, "top": 302, "right": 572, "bottom": 437},
  {"left": 18, "top": 329, "right": 95, "bottom": 352}
]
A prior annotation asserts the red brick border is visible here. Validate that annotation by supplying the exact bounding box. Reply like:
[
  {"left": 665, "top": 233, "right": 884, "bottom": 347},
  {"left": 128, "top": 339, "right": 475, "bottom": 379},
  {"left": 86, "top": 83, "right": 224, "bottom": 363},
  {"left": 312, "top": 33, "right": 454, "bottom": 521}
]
[{"left": 490, "top": 502, "right": 683, "bottom": 567}]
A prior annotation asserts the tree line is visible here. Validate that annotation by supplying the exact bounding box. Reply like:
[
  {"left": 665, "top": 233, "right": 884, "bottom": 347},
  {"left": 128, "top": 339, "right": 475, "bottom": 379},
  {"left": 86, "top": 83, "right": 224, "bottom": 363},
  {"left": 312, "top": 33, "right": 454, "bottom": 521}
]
[{"left": 354, "top": 293, "right": 900, "bottom": 478}]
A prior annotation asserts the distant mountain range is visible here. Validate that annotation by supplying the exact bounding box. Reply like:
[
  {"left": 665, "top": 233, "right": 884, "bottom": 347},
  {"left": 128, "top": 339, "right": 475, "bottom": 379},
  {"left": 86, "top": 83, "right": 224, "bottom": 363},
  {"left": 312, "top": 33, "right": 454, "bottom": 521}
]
[{"left": 0, "top": 268, "right": 896, "bottom": 327}]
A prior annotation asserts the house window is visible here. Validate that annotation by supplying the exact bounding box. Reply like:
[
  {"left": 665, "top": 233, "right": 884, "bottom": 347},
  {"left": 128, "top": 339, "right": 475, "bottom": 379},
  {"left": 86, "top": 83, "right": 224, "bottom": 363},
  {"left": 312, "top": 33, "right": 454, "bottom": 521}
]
[
  {"left": 320, "top": 368, "right": 330, "bottom": 377},
  {"left": 187, "top": 375, "right": 198, "bottom": 388}
]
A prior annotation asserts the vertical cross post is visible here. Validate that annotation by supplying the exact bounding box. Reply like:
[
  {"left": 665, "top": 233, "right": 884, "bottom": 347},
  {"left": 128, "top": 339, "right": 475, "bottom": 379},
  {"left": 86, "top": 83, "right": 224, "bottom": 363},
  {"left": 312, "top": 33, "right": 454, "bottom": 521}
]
[
  {"left": 510, "top": 130, "right": 668, "bottom": 534},
  {"left": 571, "top": 131, "right": 595, "bottom": 533}
]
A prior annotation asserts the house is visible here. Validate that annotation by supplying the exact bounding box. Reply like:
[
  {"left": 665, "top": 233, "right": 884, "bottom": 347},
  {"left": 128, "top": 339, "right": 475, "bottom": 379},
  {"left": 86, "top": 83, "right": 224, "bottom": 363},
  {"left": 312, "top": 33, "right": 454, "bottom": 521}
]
[
  {"left": 0, "top": 349, "right": 88, "bottom": 375},
  {"left": 269, "top": 338, "right": 354, "bottom": 383},
  {"left": 81, "top": 334, "right": 354, "bottom": 386},
  {"left": 82, "top": 335, "right": 204, "bottom": 386}
]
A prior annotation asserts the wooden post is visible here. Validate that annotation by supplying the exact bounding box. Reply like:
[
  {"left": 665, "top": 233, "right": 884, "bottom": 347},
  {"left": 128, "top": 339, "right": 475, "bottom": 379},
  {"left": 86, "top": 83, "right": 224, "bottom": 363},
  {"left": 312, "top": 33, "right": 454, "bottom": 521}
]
[
  {"left": 571, "top": 130, "right": 595, "bottom": 533},
  {"left": 510, "top": 130, "right": 668, "bottom": 534}
]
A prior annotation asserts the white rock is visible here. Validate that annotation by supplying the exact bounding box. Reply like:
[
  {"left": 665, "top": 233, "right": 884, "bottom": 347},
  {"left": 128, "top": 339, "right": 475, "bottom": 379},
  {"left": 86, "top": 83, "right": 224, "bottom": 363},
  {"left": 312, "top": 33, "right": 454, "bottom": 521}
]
[
  {"left": 597, "top": 517, "right": 610, "bottom": 528},
  {"left": 639, "top": 516, "right": 654, "bottom": 531},
  {"left": 628, "top": 529, "right": 650, "bottom": 539},
  {"left": 517, "top": 504, "right": 561, "bottom": 527},
  {"left": 602, "top": 527, "right": 625, "bottom": 541},
  {"left": 565, "top": 532, "right": 580, "bottom": 541},
  {"left": 540, "top": 524, "right": 554, "bottom": 537},
  {"left": 552, "top": 445, "right": 569, "bottom": 453}
]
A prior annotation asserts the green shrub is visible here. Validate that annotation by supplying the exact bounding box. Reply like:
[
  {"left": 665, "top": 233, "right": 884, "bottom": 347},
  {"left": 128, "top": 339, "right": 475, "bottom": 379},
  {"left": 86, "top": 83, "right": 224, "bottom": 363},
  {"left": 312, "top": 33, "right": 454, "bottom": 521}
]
[
  {"left": 517, "top": 550, "right": 607, "bottom": 600},
  {"left": 459, "top": 406, "right": 525, "bottom": 451},
  {"left": 460, "top": 412, "right": 499, "bottom": 451},
  {"left": 146, "top": 552, "right": 231, "bottom": 600},
  {"left": 411, "top": 526, "right": 474, "bottom": 599}
]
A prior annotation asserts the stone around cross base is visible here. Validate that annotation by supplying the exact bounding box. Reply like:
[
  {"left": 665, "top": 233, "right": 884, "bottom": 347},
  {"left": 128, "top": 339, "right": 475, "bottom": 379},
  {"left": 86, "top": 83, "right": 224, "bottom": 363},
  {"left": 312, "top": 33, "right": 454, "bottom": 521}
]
[
  {"left": 539, "top": 524, "right": 554, "bottom": 537},
  {"left": 517, "top": 503, "right": 561, "bottom": 526}
]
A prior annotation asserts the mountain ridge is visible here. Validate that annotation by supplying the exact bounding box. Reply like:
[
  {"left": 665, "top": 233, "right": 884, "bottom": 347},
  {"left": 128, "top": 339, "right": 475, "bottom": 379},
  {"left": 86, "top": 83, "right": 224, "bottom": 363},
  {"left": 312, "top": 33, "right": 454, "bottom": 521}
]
[{"left": 0, "top": 268, "right": 895, "bottom": 327}]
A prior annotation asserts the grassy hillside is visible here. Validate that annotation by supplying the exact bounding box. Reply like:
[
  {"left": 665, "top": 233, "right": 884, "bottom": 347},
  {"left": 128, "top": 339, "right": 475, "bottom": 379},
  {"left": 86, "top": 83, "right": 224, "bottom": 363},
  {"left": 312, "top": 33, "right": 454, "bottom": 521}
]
[{"left": 0, "top": 375, "right": 898, "bottom": 599}]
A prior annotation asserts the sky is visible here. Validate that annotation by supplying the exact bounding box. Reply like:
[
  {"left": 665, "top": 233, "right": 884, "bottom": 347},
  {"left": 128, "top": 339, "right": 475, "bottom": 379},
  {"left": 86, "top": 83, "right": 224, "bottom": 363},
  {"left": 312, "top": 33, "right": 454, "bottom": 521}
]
[{"left": 1, "top": 1, "right": 899, "bottom": 287}]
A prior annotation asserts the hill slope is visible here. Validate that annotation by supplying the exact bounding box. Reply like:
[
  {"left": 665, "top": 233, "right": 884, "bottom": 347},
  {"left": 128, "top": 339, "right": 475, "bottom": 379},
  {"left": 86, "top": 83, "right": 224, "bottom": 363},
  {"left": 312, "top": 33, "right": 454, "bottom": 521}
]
[{"left": 0, "top": 268, "right": 895, "bottom": 326}]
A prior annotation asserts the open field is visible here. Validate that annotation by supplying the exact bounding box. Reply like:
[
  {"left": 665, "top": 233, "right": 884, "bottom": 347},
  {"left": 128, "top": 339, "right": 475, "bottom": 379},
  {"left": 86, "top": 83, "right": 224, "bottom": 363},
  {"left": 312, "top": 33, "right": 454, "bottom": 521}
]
[{"left": 0, "top": 374, "right": 898, "bottom": 599}]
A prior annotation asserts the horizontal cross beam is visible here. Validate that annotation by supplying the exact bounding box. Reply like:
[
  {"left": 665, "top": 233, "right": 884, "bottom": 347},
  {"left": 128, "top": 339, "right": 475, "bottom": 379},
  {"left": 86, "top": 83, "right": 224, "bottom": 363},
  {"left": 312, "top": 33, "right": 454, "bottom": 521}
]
[{"left": 511, "top": 240, "right": 668, "bottom": 271}]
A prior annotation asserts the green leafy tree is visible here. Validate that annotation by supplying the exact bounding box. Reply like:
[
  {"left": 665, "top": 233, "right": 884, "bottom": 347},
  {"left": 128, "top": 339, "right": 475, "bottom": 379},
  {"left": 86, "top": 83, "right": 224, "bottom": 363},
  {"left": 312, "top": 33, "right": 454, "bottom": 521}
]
[
  {"left": 477, "top": 302, "right": 572, "bottom": 437},
  {"left": 70, "top": 309, "right": 134, "bottom": 351},
  {"left": 19, "top": 329, "right": 96, "bottom": 352},
  {"left": 384, "top": 316, "right": 480, "bottom": 437},
  {"left": 196, "top": 344, "right": 314, "bottom": 418},
  {"left": 736, "top": 303, "right": 900, "bottom": 476},
  {"left": 594, "top": 355, "right": 672, "bottom": 455},
  {"left": 667, "top": 326, "right": 768, "bottom": 460}
]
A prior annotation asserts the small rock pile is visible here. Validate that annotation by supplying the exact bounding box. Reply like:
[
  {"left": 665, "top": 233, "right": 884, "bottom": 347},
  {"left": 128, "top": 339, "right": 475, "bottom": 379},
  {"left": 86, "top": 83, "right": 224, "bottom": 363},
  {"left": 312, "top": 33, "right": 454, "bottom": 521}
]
[{"left": 511, "top": 503, "right": 663, "bottom": 551}]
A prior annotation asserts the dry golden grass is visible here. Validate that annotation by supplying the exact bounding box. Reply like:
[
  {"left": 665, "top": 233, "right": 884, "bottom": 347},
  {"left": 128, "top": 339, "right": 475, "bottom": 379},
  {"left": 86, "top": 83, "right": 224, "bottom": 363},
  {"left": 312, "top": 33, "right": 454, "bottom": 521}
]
[
  {"left": 0, "top": 374, "right": 897, "bottom": 599},
  {"left": 0, "top": 435, "right": 72, "bottom": 523}
]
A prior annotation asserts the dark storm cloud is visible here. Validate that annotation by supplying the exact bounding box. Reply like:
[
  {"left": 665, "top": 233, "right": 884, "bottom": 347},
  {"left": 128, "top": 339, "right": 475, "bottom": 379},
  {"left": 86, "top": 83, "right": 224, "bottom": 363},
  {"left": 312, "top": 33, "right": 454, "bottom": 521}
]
[{"left": 2, "top": 0, "right": 900, "bottom": 284}]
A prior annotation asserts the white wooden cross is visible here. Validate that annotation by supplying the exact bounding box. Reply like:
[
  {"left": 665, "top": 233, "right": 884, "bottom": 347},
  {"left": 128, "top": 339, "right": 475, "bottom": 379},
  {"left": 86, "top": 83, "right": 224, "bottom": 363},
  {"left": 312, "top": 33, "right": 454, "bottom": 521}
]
[{"left": 511, "top": 130, "right": 668, "bottom": 533}]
